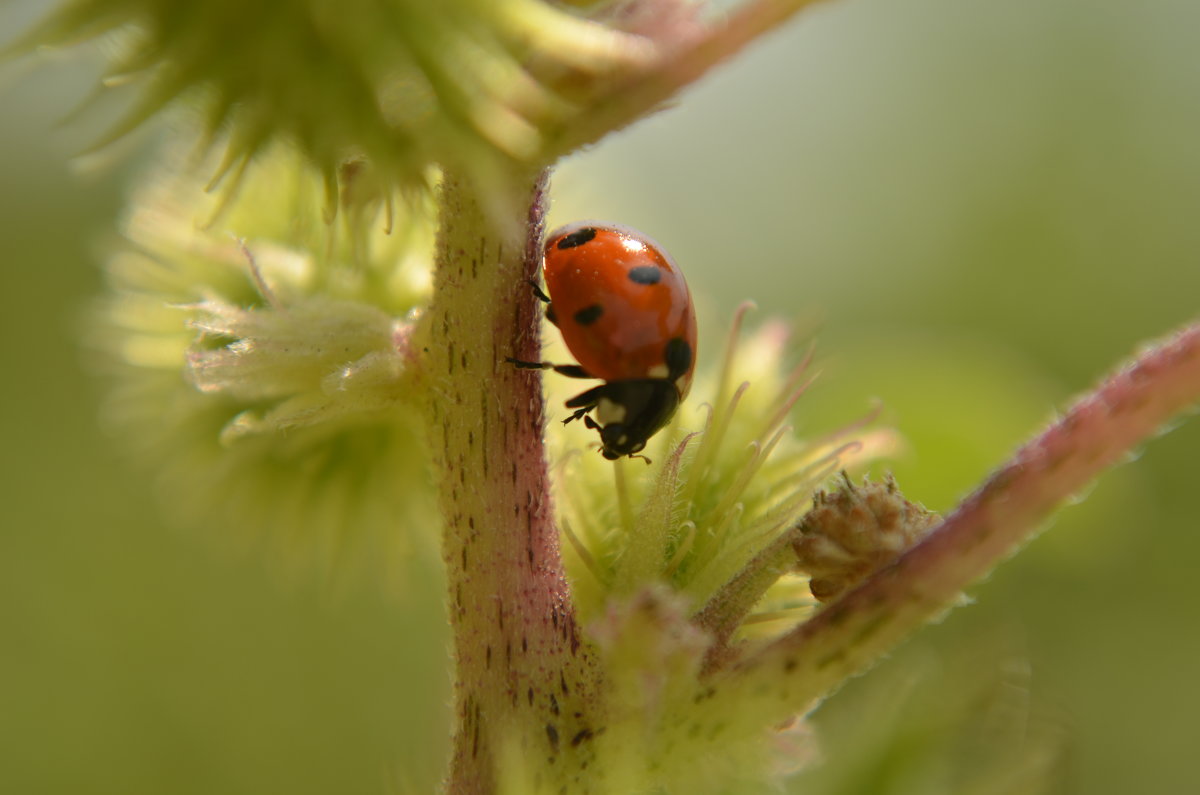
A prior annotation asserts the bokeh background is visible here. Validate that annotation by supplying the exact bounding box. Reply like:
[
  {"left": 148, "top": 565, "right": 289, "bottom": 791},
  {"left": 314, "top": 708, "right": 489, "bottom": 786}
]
[{"left": 3, "top": 0, "right": 1199, "bottom": 792}]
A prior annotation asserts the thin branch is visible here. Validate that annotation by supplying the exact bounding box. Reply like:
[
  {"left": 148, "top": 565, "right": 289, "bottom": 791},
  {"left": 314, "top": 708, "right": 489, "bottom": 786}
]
[
  {"left": 690, "top": 318, "right": 1200, "bottom": 732},
  {"left": 693, "top": 527, "right": 800, "bottom": 675},
  {"left": 544, "top": 0, "right": 835, "bottom": 159}
]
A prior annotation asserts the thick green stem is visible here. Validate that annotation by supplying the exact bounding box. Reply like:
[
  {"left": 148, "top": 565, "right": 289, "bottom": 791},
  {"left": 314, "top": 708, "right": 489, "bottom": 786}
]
[{"left": 422, "top": 170, "right": 601, "bottom": 793}]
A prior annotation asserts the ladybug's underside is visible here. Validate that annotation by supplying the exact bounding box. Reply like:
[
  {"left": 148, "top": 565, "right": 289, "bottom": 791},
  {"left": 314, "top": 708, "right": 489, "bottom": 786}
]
[{"left": 563, "top": 379, "right": 682, "bottom": 460}]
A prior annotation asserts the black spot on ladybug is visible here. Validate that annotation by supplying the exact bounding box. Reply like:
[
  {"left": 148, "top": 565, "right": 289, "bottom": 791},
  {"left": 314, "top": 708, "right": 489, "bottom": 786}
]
[
  {"left": 557, "top": 227, "right": 597, "bottom": 249},
  {"left": 664, "top": 337, "right": 692, "bottom": 380},
  {"left": 573, "top": 304, "right": 603, "bottom": 326},
  {"left": 628, "top": 265, "right": 662, "bottom": 285}
]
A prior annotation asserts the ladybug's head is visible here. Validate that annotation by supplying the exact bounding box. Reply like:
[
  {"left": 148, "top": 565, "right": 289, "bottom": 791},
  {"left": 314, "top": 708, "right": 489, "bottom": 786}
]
[
  {"left": 588, "top": 379, "right": 681, "bottom": 461},
  {"left": 598, "top": 424, "right": 646, "bottom": 460}
]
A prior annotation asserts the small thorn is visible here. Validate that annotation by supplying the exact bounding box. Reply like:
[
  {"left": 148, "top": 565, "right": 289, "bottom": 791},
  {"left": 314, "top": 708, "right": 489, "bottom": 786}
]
[{"left": 235, "top": 236, "right": 283, "bottom": 311}]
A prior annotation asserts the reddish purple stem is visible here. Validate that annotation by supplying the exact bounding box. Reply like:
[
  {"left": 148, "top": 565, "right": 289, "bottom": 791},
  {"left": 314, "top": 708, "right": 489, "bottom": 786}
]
[{"left": 698, "top": 320, "right": 1200, "bottom": 730}]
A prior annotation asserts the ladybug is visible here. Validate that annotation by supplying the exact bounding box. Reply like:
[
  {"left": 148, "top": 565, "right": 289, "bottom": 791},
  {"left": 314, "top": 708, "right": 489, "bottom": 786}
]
[{"left": 508, "top": 222, "right": 697, "bottom": 460}]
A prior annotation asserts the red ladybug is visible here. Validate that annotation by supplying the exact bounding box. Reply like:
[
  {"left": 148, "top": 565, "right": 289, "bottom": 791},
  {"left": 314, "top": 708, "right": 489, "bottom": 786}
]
[{"left": 509, "top": 222, "right": 697, "bottom": 460}]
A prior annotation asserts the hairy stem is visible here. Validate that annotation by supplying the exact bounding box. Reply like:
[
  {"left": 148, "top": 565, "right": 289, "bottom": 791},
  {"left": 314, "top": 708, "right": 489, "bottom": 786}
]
[
  {"left": 422, "top": 170, "right": 601, "bottom": 792},
  {"left": 544, "top": 0, "right": 834, "bottom": 158},
  {"left": 691, "top": 319, "right": 1200, "bottom": 735},
  {"left": 693, "top": 528, "right": 800, "bottom": 675}
]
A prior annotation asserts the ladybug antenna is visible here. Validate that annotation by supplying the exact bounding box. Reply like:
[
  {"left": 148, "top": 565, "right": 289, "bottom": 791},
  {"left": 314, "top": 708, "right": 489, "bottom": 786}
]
[{"left": 629, "top": 453, "right": 653, "bottom": 466}]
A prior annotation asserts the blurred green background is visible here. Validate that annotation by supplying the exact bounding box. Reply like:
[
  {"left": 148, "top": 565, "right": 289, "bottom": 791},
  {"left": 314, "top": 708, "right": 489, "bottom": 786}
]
[{"left": 3, "top": 0, "right": 1199, "bottom": 792}]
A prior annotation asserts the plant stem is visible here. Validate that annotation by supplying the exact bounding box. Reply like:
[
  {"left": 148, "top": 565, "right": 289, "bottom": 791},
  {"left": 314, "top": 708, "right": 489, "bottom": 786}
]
[
  {"left": 423, "top": 169, "right": 601, "bottom": 792},
  {"left": 693, "top": 528, "right": 800, "bottom": 674},
  {"left": 690, "top": 319, "right": 1200, "bottom": 736},
  {"left": 543, "top": 0, "right": 834, "bottom": 158}
]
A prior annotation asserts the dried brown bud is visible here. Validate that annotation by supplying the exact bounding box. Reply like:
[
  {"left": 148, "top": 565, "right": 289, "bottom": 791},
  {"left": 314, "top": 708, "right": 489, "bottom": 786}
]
[{"left": 793, "top": 473, "right": 939, "bottom": 602}]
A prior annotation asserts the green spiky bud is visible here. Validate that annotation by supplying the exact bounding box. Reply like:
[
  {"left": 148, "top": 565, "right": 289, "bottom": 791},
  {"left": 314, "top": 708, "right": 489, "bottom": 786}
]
[
  {"left": 17, "top": 0, "right": 670, "bottom": 217},
  {"left": 93, "top": 142, "right": 436, "bottom": 584},
  {"left": 555, "top": 308, "right": 901, "bottom": 621}
]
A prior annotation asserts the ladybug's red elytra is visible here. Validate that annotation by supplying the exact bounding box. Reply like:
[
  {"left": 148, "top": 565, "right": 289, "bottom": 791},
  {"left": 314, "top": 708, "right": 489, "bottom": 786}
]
[{"left": 508, "top": 222, "right": 697, "bottom": 460}]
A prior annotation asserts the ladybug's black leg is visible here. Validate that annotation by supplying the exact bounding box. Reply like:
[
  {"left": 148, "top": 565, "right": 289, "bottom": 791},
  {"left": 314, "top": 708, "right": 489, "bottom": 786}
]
[
  {"left": 505, "top": 358, "right": 593, "bottom": 379},
  {"left": 561, "top": 383, "right": 608, "bottom": 425},
  {"left": 526, "top": 280, "right": 559, "bottom": 325},
  {"left": 527, "top": 279, "right": 552, "bottom": 304},
  {"left": 563, "top": 407, "right": 592, "bottom": 426},
  {"left": 563, "top": 384, "right": 607, "bottom": 409},
  {"left": 582, "top": 415, "right": 601, "bottom": 431}
]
